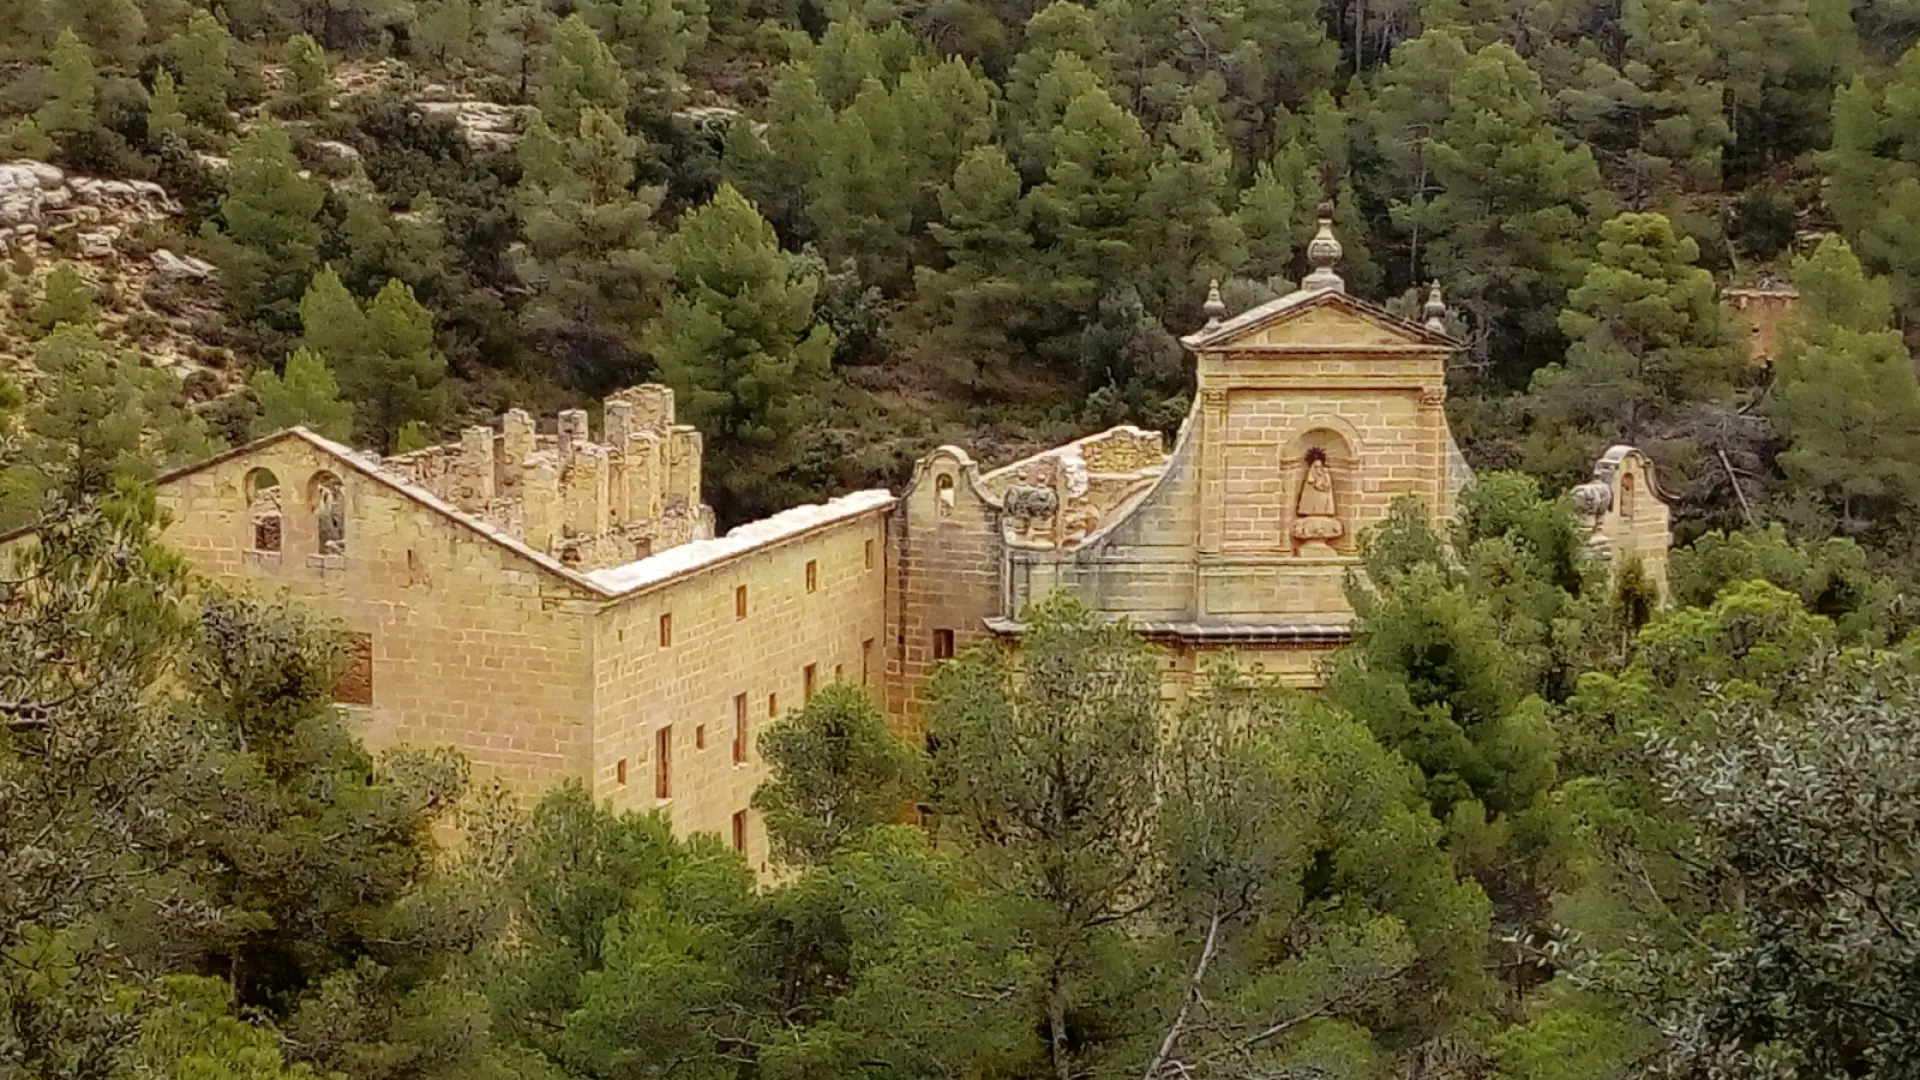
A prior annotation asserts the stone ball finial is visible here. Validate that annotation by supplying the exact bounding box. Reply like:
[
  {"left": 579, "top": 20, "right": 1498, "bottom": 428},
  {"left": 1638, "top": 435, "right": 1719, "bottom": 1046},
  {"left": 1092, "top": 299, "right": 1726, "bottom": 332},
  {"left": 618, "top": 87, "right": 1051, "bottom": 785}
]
[
  {"left": 1422, "top": 280, "right": 1448, "bottom": 333},
  {"left": 1202, "top": 278, "right": 1227, "bottom": 327},
  {"left": 1302, "top": 203, "right": 1345, "bottom": 294}
]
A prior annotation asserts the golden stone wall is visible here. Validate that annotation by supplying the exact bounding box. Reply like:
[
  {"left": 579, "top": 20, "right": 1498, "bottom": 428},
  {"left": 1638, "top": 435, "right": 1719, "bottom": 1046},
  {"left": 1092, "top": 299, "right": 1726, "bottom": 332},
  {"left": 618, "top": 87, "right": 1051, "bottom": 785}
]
[
  {"left": 156, "top": 437, "right": 600, "bottom": 787},
  {"left": 589, "top": 510, "right": 888, "bottom": 873},
  {"left": 886, "top": 448, "right": 1005, "bottom": 734},
  {"left": 149, "top": 430, "right": 890, "bottom": 870}
]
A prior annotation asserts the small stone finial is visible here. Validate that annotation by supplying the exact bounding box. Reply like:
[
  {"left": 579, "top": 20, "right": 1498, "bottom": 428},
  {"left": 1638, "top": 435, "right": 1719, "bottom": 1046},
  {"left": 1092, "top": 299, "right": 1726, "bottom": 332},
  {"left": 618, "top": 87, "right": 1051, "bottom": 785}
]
[
  {"left": 1302, "top": 201, "right": 1344, "bottom": 294},
  {"left": 1422, "top": 280, "right": 1448, "bottom": 333},
  {"left": 1202, "top": 279, "right": 1227, "bottom": 327}
]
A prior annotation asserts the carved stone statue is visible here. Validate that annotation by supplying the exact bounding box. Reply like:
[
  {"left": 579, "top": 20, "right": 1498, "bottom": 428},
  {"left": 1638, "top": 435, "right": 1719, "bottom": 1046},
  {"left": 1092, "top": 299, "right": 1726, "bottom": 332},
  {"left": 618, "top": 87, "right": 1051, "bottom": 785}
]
[
  {"left": 1291, "top": 449, "right": 1344, "bottom": 556},
  {"left": 1002, "top": 484, "right": 1060, "bottom": 546}
]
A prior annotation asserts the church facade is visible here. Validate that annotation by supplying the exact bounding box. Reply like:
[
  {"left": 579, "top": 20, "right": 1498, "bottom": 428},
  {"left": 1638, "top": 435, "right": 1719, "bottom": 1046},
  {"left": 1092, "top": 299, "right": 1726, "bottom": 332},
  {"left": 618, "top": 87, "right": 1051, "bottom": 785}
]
[{"left": 62, "top": 218, "right": 1671, "bottom": 867}]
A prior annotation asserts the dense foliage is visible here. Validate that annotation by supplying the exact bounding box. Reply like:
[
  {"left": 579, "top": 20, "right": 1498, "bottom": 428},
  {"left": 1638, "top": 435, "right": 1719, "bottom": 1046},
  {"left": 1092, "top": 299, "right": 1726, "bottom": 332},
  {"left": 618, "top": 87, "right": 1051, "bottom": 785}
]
[
  {"left": 7, "top": 475, "right": 1920, "bottom": 1078},
  {"left": 8, "top": 0, "right": 1920, "bottom": 1075},
  {"left": 2, "top": 0, "right": 1918, "bottom": 549}
]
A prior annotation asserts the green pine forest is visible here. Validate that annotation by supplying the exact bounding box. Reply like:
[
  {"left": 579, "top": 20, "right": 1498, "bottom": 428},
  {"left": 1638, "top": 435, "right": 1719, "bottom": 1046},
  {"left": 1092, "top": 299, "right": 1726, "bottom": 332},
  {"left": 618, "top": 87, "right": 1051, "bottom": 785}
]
[{"left": 9, "top": 0, "right": 1920, "bottom": 1076}]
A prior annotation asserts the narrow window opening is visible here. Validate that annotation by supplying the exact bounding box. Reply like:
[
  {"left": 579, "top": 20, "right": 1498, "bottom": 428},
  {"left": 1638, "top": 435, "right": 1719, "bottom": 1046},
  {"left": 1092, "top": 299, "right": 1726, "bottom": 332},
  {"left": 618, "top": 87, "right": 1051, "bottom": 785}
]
[
  {"left": 933, "top": 629, "right": 955, "bottom": 660},
  {"left": 245, "top": 469, "right": 282, "bottom": 553},
  {"left": 696, "top": 724, "right": 707, "bottom": 750},
  {"left": 659, "top": 612, "right": 673, "bottom": 647},
  {"left": 735, "top": 585, "right": 748, "bottom": 619},
  {"left": 655, "top": 727, "right": 672, "bottom": 799},
  {"left": 767, "top": 693, "right": 777, "bottom": 718},
  {"left": 731, "top": 810, "right": 747, "bottom": 852},
  {"left": 803, "top": 663, "right": 817, "bottom": 702},
  {"left": 805, "top": 559, "right": 818, "bottom": 593},
  {"left": 733, "top": 693, "right": 749, "bottom": 764},
  {"left": 864, "top": 538, "right": 875, "bottom": 570},
  {"left": 617, "top": 758, "right": 628, "bottom": 785},
  {"left": 310, "top": 471, "right": 345, "bottom": 554},
  {"left": 862, "top": 638, "right": 874, "bottom": 684}
]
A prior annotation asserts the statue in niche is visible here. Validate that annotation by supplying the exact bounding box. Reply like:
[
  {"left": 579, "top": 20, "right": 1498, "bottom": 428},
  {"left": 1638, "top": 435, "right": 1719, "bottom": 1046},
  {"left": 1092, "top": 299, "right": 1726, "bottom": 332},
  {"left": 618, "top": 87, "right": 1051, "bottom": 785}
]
[{"left": 1291, "top": 448, "right": 1344, "bottom": 556}]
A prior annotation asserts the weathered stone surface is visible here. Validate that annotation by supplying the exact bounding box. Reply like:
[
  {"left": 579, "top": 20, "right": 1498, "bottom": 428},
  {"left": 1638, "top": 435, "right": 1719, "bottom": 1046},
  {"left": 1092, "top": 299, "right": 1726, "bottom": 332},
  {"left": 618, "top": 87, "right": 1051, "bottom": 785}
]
[
  {"left": 151, "top": 248, "right": 217, "bottom": 281},
  {"left": 414, "top": 99, "right": 529, "bottom": 150},
  {"left": 0, "top": 160, "right": 178, "bottom": 255}
]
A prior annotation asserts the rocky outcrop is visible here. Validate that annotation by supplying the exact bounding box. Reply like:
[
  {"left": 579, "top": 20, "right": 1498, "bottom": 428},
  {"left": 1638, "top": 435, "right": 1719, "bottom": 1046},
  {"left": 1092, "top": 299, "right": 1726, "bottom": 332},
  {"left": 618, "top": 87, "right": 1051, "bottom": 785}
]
[
  {"left": 414, "top": 93, "right": 529, "bottom": 150},
  {"left": 0, "top": 160, "right": 179, "bottom": 257}
]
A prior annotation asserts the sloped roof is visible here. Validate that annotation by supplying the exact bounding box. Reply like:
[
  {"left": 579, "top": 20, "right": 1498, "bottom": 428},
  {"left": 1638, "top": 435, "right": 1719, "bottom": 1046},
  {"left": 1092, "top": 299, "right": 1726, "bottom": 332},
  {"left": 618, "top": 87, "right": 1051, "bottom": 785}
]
[{"left": 1180, "top": 286, "right": 1459, "bottom": 351}]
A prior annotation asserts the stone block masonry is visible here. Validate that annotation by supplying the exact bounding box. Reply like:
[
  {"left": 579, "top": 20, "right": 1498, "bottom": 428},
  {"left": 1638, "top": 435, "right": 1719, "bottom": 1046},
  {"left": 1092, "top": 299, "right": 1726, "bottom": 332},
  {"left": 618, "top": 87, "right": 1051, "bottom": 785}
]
[{"left": 128, "top": 405, "right": 891, "bottom": 875}]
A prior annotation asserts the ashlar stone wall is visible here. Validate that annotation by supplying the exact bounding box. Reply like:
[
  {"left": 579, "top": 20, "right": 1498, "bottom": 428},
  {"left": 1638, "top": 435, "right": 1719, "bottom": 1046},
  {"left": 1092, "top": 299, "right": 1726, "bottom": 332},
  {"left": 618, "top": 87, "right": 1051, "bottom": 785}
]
[{"left": 156, "top": 435, "right": 601, "bottom": 787}]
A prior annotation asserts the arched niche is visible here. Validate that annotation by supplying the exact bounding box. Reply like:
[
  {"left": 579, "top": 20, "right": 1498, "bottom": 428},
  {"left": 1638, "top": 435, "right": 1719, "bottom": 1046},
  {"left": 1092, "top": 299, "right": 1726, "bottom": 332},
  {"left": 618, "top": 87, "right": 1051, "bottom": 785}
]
[
  {"left": 1277, "top": 427, "right": 1360, "bottom": 557},
  {"left": 309, "top": 470, "right": 345, "bottom": 555},
  {"left": 244, "top": 468, "right": 282, "bottom": 553},
  {"left": 934, "top": 472, "right": 956, "bottom": 516}
]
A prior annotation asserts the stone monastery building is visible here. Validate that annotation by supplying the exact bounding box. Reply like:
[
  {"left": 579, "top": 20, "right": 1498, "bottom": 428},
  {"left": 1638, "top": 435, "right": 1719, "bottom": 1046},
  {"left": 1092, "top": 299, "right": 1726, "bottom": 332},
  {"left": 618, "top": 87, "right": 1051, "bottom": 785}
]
[{"left": 138, "top": 217, "right": 1672, "bottom": 871}]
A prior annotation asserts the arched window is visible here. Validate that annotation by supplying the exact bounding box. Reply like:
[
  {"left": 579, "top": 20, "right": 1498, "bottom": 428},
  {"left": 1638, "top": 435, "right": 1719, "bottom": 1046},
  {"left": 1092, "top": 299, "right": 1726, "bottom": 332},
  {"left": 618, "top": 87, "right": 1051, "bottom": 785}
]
[
  {"left": 1620, "top": 471, "right": 1637, "bottom": 521},
  {"left": 935, "top": 473, "right": 955, "bottom": 516},
  {"left": 310, "top": 471, "right": 345, "bottom": 554},
  {"left": 245, "top": 469, "right": 282, "bottom": 553}
]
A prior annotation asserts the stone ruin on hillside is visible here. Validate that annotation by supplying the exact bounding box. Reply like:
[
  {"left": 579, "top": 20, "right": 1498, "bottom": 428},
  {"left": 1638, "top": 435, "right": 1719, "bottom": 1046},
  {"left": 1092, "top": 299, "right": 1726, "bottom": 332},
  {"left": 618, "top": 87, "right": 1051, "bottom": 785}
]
[{"left": 379, "top": 385, "right": 715, "bottom": 571}]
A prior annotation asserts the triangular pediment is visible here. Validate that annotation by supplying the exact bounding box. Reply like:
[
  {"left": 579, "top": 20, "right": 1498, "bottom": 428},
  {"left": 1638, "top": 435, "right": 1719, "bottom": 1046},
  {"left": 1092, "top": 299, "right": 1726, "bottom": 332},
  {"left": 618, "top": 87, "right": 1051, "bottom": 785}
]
[{"left": 1180, "top": 288, "right": 1455, "bottom": 352}]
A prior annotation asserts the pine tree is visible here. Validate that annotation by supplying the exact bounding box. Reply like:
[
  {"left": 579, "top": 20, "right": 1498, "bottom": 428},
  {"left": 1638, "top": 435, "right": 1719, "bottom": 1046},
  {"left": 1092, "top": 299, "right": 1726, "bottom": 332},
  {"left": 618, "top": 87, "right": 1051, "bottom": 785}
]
[
  {"left": 276, "top": 34, "right": 331, "bottom": 119},
  {"left": 295, "top": 268, "right": 446, "bottom": 450},
  {"left": 0, "top": 326, "right": 217, "bottom": 522},
  {"left": 1020, "top": 85, "right": 1152, "bottom": 370},
  {"left": 1768, "top": 237, "right": 1920, "bottom": 538},
  {"left": 916, "top": 144, "right": 1035, "bottom": 387},
  {"left": 35, "top": 29, "right": 98, "bottom": 143},
  {"left": 1392, "top": 42, "right": 1610, "bottom": 383},
  {"left": 1555, "top": 0, "right": 1729, "bottom": 205},
  {"left": 352, "top": 280, "right": 447, "bottom": 452},
  {"left": 649, "top": 184, "right": 834, "bottom": 521},
  {"left": 810, "top": 78, "right": 916, "bottom": 294},
  {"left": 483, "top": 0, "right": 555, "bottom": 101},
  {"left": 1818, "top": 44, "right": 1920, "bottom": 322},
  {"left": 147, "top": 69, "right": 186, "bottom": 142},
  {"left": 513, "top": 107, "right": 665, "bottom": 388},
  {"left": 1133, "top": 106, "right": 1245, "bottom": 322},
  {"left": 534, "top": 14, "right": 629, "bottom": 137},
  {"left": 172, "top": 10, "right": 234, "bottom": 127},
  {"left": 29, "top": 264, "right": 96, "bottom": 333},
  {"left": 202, "top": 121, "right": 326, "bottom": 337},
  {"left": 1524, "top": 211, "right": 1741, "bottom": 488},
  {"left": 579, "top": 0, "right": 708, "bottom": 118},
  {"left": 249, "top": 347, "right": 355, "bottom": 441},
  {"left": 413, "top": 0, "right": 477, "bottom": 69}
]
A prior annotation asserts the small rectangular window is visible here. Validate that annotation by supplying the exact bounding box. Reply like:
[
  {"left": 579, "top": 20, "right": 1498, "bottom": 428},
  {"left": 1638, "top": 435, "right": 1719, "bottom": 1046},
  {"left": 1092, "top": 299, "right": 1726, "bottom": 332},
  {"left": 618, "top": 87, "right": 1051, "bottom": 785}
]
[
  {"left": 834, "top": 663, "right": 844, "bottom": 682},
  {"left": 696, "top": 724, "right": 707, "bottom": 749},
  {"left": 616, "top": 758, "right": 627, "bottom": 786},
  {"left": 805, "top": 559, "right": 818, "bottom": 593},
  {"left": 862, "top": 638, "right": 874, "bottom": 684},
  {"left": 933, "top": 629, "right": 955, "bottom": 660},
  {"left": 732, "top": 809, "right": 747, "bottom": 852},
  {"left": 735, "top": 585, "right": 748, "bottom": 619},
  {"left": 655, "top": 727, "right": 672, "bottom": 799},
  {"left": 658, "top": 612, "right": 672, "bottom": 647},
  {"left": 733, "top": 693, "right": 749, "bottom": 764},
  {"left": 864, "top": 538, "right": 875, "bottom": 570},
  {"left": 767, "top": 693, "right": 777, "bottom": 718},
  {"left": 804, "top": 663, "right": 817, "bottom": 702}
]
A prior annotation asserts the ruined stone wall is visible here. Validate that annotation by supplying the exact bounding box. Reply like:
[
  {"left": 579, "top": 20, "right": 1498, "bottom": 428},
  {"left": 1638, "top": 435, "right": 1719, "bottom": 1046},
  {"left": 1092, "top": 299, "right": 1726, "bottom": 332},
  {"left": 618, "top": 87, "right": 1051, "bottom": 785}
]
[
  {"left": 379, "top": 385, "right": 712, "bottom": 572},
  {"left": 887, "top": 449, "right": 1005, "bottom": 736},
  {"left": 589, "top": 506, "right": 890, "bottom": 873},
  {"left": 155, "top": 438, "right": 599, "bottom": 789}
]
